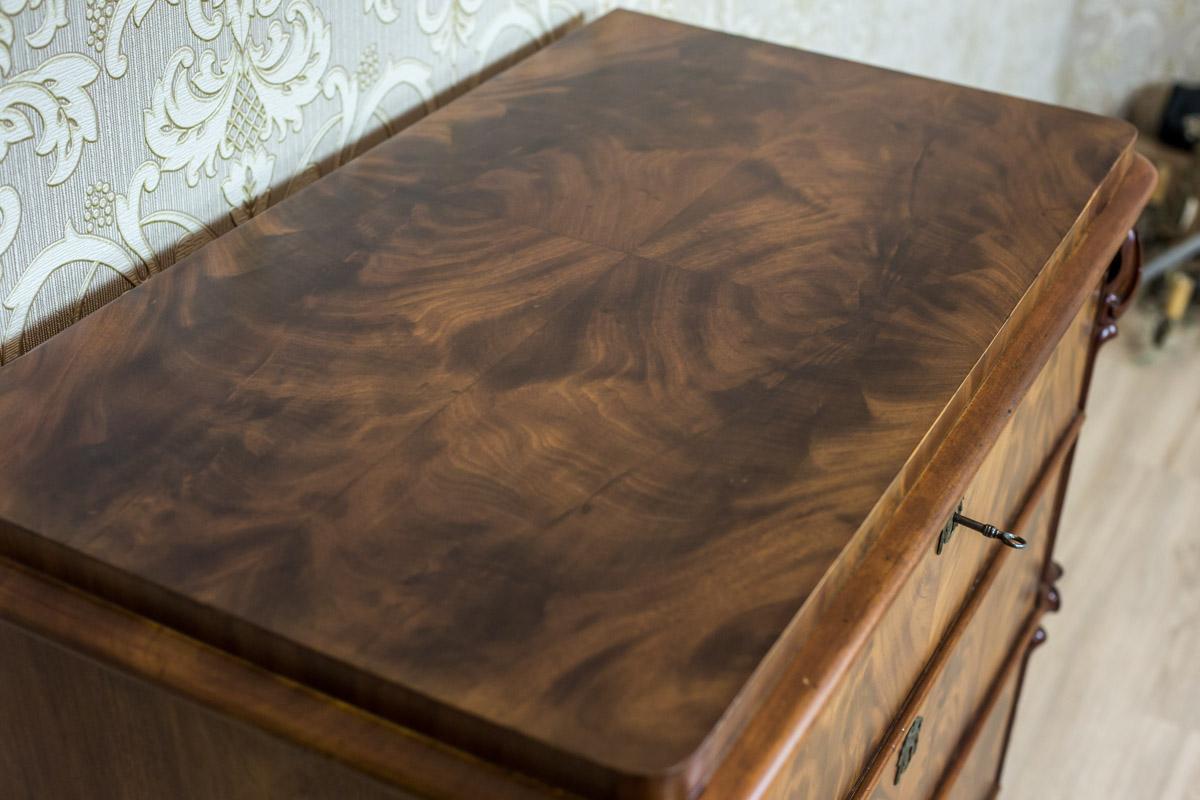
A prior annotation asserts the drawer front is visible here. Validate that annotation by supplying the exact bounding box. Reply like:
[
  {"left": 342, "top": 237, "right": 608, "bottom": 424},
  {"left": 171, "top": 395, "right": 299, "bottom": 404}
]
[
  {"left": 853, "top": 472, "right": 1064, "bottom": 800},
  {"left": 932, "top": 634, "right": 1032, "bottom": 800},
  {"left": 936, "top": 675, "right": 1016, "bottom": 800},
  {"left": 759, "top": 294, "right": 1095, "bottom": 800}
]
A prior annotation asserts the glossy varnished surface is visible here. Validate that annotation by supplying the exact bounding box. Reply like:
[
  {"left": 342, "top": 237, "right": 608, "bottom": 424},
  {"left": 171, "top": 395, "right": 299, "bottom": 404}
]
[
  {"left": 0, "top": 10, "right": 1138, "bottom": 795},
  {"left": 756, "top": 288, "right": 1097, "bottom": 800}
]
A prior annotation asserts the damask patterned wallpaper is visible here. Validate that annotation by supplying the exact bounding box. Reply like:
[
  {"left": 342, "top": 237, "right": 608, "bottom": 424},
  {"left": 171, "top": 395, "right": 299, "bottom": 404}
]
[{"left": 0, "top": 0, "right": 1190, "bottom": 361}]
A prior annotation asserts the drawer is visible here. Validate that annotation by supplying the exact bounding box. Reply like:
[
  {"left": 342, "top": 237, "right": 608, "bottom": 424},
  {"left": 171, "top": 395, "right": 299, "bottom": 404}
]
[
  {"left": 759, "top": 292, "right": 1095, "bottom": 800},
  {"left": 934, "top": 671, "right": 1019, "bottom": 800},
  {"left": 848, "top": 474, "right": 1067, "bottom": 800},
  {"left": 931, "top": 631, "right": 1037, "bottom": 800}
]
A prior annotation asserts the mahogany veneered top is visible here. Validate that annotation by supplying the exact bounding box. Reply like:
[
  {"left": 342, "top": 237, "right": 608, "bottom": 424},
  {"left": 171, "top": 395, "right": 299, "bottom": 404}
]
[{"left": 0, "top": 10, "right": 1135, "bottom": 797}]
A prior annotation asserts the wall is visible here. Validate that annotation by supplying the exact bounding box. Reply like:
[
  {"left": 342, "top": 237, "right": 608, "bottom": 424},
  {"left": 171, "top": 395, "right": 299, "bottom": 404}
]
[
  {"left": 1058, "top": 0, "right": 1200, "bottom": 114},
  {"left": 618, "top": 0, "right": 1078, "bottom": 105},
  {"left": 0, "top": 1, "right": 1190, "bottom": 360}
]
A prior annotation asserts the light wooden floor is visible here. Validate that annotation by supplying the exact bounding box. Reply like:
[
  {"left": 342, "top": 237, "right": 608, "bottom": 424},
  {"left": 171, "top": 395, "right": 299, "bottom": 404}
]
[{"left": 1003, "top": 306, "right": 1200, "bottom": 800}]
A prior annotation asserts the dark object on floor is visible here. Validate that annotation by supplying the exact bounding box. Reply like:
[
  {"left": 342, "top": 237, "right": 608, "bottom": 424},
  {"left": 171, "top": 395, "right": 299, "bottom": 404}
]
[
  {"left": 1146, "top": 269, "right": 1198, "bottom": 346},
  {"left": 1158, "top": 84, "right": 1200, "bottom": 150},
  {"left": 1129, "top": 82, "right": 1200, "bottom": 346}
]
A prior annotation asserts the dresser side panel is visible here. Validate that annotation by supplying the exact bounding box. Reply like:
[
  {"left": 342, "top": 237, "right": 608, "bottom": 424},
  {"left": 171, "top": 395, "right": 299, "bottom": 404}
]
[{"left": 0, "top": 617, "right": 422, "bottom": 800}]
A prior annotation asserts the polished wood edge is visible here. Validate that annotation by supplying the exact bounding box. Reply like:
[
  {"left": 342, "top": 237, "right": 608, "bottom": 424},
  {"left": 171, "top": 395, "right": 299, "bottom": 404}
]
[
  {"left": 0, "top": 525, "right": 611, "bottom": 795},
  {"left": 0, "top": 555, "right": 578, "bottom": 800},
  {"left": 702, "top": 152, "right": 1157, "bottom": 800},
  {"left": 929, "top": 621, "right": 1049, "bottom": 800},
  {"left": 980, "top": 223, "right": 1137, "bottom": 800},
  {"left": 852, "top": 135, "right": 1137, "bottom": 549},
  {"left": 681, "top": 140, "right": 1143, "bottom": 800},
  {"left": 844, "top": 412, "right": 1083, "bottom": 799},
  {"left": 0, "top": 516, "right": 624, "bottom": 792}
]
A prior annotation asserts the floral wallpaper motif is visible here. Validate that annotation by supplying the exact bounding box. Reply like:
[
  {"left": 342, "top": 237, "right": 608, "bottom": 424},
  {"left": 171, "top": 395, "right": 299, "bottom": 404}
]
[{"left": 0, "top": 0, "right": 1190, "bottom": 360}]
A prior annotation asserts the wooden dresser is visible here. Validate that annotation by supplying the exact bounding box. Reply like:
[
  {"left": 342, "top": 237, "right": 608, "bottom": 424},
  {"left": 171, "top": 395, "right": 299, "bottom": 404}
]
[{"left": 0, "top": 11, "right": 1155, "bottom": 800}]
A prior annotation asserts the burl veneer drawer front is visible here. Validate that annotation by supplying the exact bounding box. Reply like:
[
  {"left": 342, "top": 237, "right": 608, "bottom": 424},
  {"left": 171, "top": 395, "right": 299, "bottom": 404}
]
[
  {"left": 759, "top": 291, "right": 1095, "bottom": 800},
  {"left": 931, "top": 634, "right": 1034, "bottom": 800},
  {"left": 849, "top": 467, "right": 1066, "bottom": 800}
]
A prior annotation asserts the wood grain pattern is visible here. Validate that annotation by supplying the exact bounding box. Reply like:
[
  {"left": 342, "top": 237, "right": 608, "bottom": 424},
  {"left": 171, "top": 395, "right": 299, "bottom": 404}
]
[
  {"left": 850, "top": 417, "right": 1079, "bottom": 800},
  {"left": 0, "top": 614, "right": 419, "bottom": 800},
  {"left": 933, "top": 627, "right": 1038, "bottom": 800},
  {"left": 856, "top": 214, "right": 1142, "bottom": 800},
  {"left": 703, "top": 154, "right": 1156, "bottom": 800},
  {"left": 0, "top": 11, "right": 1149, "bottom": 799},
  {"left": 0, "top": 555, "right": 573, "bottom": 800},
  {"left": 755, "top": 288, "right": 1092, "bottom": 800}
]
